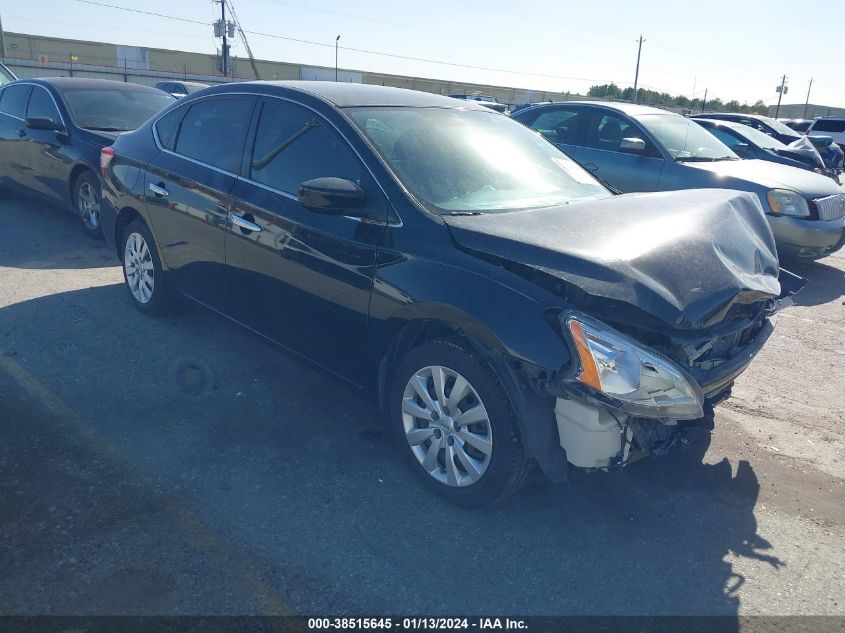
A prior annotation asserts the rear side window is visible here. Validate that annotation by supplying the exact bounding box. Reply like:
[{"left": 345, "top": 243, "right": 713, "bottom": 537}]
[
  {"left": 155, "top": 107, "right": 185, "bottom": 150},
  {"left": 174, "top": 97, "right": 253, "bottom": 172},
  {"left": 26, "top": 86, "right": 61, "bottom": 123},
  {"left": 811, "top": 119, "right": 845, "bottom": 133},
  {"left": 528, "top": 109, "right": 583, "bottom": 144},
  {"left": 0, "top": 84, "right": 32, "bottom": 119},
  {"left": 249, "top": 100, "right": 362, "bottom": 195}
]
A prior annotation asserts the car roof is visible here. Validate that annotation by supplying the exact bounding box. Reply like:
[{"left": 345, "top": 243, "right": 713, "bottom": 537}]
[
  {"left": 25, "top": 77, "right": 167, "bottom": 94},
  {"left": 700, "top": 112, "right": 766, "bottom": 121},
  {"left": 237, "top": 81, "right": 490, "bottom": 110},
  {"left": 691, "top": 117, "right": 753, "bottom": 134},
  {"left": 518, "top": 100, "right": 669, "bottom": 117}
]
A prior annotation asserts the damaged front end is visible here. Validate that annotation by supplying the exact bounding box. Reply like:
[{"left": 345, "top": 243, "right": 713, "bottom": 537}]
[{"left": 549, "top": 268, "right": 805, "bottom": 469}]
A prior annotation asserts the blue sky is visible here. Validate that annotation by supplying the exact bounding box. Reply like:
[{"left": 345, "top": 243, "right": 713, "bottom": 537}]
[{"left": 4, "top": 0, "right": 844, "bottom": 107}]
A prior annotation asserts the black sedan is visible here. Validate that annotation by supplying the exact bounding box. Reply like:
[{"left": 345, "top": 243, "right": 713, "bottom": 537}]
[
  {"left": 0, "top": 78, "right": 174, "bottom": 237},
  {"left": 101, "top": 81, "right": 800, "bottom": 505},
  {"left": 692, "top": 117, "right": 836, "bottom": 179}
]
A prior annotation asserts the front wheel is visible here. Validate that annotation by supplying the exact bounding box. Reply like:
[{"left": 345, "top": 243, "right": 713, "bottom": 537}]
[
  {"left": 121, "top": 218, "right": 173, "bottom": 315},
  {"left": 73, "top": 171, "right": 103, "bottom": 239},
  {"left": 390, "top": 339, "right": 530, "bottom": 506}
]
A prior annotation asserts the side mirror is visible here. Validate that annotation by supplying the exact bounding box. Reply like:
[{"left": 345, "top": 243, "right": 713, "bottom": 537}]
[
  {"left": 298, "top": 177, "right": 365, "bottom": 215},
  {"left": 26, "top": 116, "right": 63, "bottom": 132},
  {"left": 620, "top": 137, "right": 646, "bottom": 153}
]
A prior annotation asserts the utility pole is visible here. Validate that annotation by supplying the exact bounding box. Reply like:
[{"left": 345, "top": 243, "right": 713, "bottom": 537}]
[
  {"left": 221, "top": 0, "right": 228, "bottom": 77},
  {"left": 803, "top": 77, "right": 813, "bottom": 119},
  {"left": 0, "top": 13, "right": 7, "bottom": 60},
  {"left": 335, "top": 35, "right": 340, "bottom": 81},
  {"left": 632, "top": 35, "right": 644, "bottom": 104},
  {"left": 774, "top": 74, "right": 788, "bottom": 119},
  {"left": 701, "top": 89, "right": 707, "bottom": 113}
]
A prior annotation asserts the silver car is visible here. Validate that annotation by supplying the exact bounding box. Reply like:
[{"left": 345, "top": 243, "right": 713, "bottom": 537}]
[{"left": 513, "top": 101, "right": 845, "bottom": 259}]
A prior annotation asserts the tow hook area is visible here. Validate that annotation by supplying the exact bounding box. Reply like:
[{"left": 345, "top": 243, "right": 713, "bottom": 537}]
[{"left": 554, "top": 398, "right": 715, "bottom": 469}]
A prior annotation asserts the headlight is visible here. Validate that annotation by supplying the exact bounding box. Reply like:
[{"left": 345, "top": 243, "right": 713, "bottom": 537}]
[
  {"left": 563, "top": 315, "right": 704, "bottom": 420},
  {"left": 767, "top": 189, "right": 810, "bottom": 217}
]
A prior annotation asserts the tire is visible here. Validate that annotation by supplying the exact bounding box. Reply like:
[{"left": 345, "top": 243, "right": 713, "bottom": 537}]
[
  {"left": 73, "top": 171, "right": 103, "bottom": 239},
  {"left": 120, "top": 218, "right": 174, "bottom": 315},
  {"left": 389, "top": 339, "right": 531, "bottom": 506}
]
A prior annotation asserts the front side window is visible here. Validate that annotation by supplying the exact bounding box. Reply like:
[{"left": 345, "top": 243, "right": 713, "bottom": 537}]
[
  {"left": 583, "top": 112, "right": 653, "bottom": 154},
  {"left": 0, "top": 84, "right": 32, "bottom": 119},
  {"left": 348, "top": 106, "right": 610, "bottom": 214},
  {"left": 249, "top": 100, "right": 362, "bottom": 195},
  {"left": 641, "top": 115, "right": 738, "bottom": 161},
  {"left": 26, "top": 87, "right": 61, "bottom": 123},
  {"left": 175, "top": 98, "right": 253, "bottom": 172}
]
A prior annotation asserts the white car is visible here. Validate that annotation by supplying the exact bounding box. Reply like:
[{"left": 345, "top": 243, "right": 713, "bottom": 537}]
[{"left": 806, "top": 117, "right": 845, "bottom": 147}]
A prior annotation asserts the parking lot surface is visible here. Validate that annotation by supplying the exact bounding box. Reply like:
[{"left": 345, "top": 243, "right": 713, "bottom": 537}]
[{"left": 1, "top": 197, "right": 843, "bottom": 616}]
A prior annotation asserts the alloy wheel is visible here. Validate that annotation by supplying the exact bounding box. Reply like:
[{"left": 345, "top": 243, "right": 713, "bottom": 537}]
[
  {"left": 124, "top": 232, "right": 155, "bottom": 304},
  {"left": 78, "top": 181, "right": 100, "bottom": 230},
  {"left": 401, "top": 365, "right": 493, "bottom": 487}
]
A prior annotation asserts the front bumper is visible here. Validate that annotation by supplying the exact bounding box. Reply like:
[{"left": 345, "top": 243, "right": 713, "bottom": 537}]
[{"left": 768, "top": 215, "right": 845, "bottom": 259}]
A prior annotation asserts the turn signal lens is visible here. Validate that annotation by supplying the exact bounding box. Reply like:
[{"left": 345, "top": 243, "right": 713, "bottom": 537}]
[{"left": 100, "top": 146, "right": 116, "bottom": 177}]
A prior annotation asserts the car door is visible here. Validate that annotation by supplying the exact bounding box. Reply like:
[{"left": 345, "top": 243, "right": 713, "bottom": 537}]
[
  {"left": 225, "top": 98, "right": 389, "bottom": 383},
  {"left": 144, "top": 95, "right": 255, "bottom": 311},
  {"left": 0, "top": 83, "right": 32, "bottom": 192},
  {"left": 571, "top": 109, "right": 664, "bottom": 192},
  {"left": 21, "top": 84, "right": 69, "bottom": 203}
]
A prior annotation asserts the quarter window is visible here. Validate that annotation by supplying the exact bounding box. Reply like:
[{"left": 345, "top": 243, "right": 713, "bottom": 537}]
[
  {"left": 174, "top": 97, "right": 253, "bottom": 172},
  {"left": 26, "top": 86, "right": 61, "bottom": 123},
  {"left": 155, "top": 107, "right": 185, "bottom": 150},
  {"left": 0, "top": 84, "right": 32, "bottom": 119},
  {"left": 249, "top": 100, "right": 362, "bottom": 195}
]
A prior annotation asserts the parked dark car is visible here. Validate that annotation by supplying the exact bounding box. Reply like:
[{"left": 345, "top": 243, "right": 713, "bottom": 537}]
[
  {"left": 0, "top": 77, "right": 174, "bottom": 236},
  {"left": 780, "top": 118, "right": 813, "bottom": 134},
  {"left": 100, "top": 81, "right": 801, "bottom": 505},
  {"left": 0, "top": 62, "right": 16, "bottom": 85},
  {"left": 512, "top": 101, "right": 845, "bottom": 259},
  {"left": 154, "top": 80, "right": 209, "bottom": 98},
  {"left": 448, "top": 94, "right": 508, "bottom": 113},
  {"left": 692, "top": 117, "right": 837, "bottom": 180}
]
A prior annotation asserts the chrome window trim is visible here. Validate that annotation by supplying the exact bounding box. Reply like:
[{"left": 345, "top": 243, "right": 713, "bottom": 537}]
[{"left": 149, "top": 90, "right": 400, "bottom": 226}]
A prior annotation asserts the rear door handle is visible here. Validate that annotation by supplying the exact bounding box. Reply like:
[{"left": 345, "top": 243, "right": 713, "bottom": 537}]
[
  {"left": 148, "top": 182, "right": 169, "bottom": 197},
  {"left": 231, "top": 214, "right": 262, "bottom": 233}
]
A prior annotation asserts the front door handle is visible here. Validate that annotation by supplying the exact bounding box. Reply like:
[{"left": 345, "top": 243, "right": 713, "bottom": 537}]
[
  {"left": 148, "top": 182, "right": 169, "bottom": 197},
  {"left": 231, "top": 214, "right": 262, "bottom": 233},
  {"left": 583, "top": 162, "right": 599, "bottom": 172}
]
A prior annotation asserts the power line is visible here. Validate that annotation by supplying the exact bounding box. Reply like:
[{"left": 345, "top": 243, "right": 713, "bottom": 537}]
[{"left": 74, "top": 0, "right": 629, "bottom": 86}]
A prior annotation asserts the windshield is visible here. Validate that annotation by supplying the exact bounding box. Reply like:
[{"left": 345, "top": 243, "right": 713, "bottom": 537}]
[
  {"left": 734, "top": 124, "right": 786, "bottom": 150},
  {"left": 347, "top": 107, "right": 611, "bottom": 213},
  {"left": 758, "top": 116, "right": 801, "bottom": 137},
  {"left": 62, "top": 88, "right": 175, "bottom": 131},
  {"left": 640, "top": 114, "right": 738, "bottom": 161}
]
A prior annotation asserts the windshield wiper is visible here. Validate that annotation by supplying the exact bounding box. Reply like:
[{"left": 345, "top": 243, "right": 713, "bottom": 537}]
[
  {"left": 676, "top": 155, "right": 736, "bottom": 162},
  {"left": 441, "top": 211, "right": 482, "bottom": 216},
  {"left": 84, "top": 126, "right": 128, "bottom": 132}
]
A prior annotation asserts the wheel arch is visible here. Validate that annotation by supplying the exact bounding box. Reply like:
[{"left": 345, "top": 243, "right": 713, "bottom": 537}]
[
  {"left": 68, "top": 163, "right": 96, "bottom": 206},
  {"left": 114, "top": 206, "right": 143, "bottom": 260}
]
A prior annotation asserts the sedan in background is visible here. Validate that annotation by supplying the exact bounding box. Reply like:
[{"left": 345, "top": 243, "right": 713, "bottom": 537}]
[
  {"left": 0, "top": 78, "right": 174, "bottom": 237},
  {"left": 154, "top": 80, "right": 209, "bottom": 98},
  {"left": 512, "top": 101, "right": 845, "bottom": 259},
  {"left": 448, "top": 94, "right": 508, "bottom": 113},
  {"left": 780, "top": 118, "right": 813, "bottom": 134},
  {"left": 692, "top": 117, "right": 838, "bottom": 181},
  {"left": 100, "top": 81, "right": 799, "bottom": 505}
]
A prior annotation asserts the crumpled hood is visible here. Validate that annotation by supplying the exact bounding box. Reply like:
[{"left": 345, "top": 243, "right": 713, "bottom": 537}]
[
  {"left": 686, "top": 158, "right": 842, "bottom": 197},
  {"left": 444, "top": 189, "right": 781, "bottom": 330}
]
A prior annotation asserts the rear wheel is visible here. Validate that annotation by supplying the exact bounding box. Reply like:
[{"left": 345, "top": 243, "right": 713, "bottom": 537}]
[
  {"left": 390, "top": 339, "right": 530, "bottom": 506},
  {"left": 73, "top": 171, "right": 103, "bottom": 239},
  {"left": 120, "top": 218, "right": 173, "bottom": 315}
]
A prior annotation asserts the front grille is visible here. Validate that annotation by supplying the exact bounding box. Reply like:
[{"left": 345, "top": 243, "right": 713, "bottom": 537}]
[{"left": 814, "top": 193, "right": 845, "bottom": 220}]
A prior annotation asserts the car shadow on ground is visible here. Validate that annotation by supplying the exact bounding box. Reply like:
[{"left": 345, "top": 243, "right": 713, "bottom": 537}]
[
  {"left": 784, "top": 255, "right": 844, "bottom": 307},
  {"left": 0, "top": 282, "right": 782, "bottom": 619},
  {"left": 0, "top": 195, "right": 116, "bottom": 270}
]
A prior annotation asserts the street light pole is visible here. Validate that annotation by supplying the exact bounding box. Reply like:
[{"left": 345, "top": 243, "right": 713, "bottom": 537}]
[
  {"left": 335, "top": 35, "right": 340, "bottom": 81},
  {"left": 632, "top": 34, "right": 644, "bottom": 104}
]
